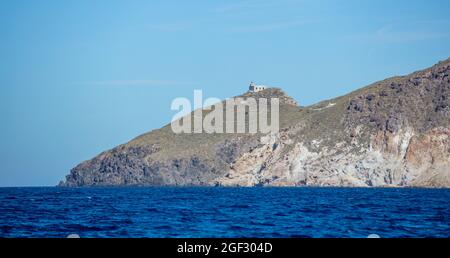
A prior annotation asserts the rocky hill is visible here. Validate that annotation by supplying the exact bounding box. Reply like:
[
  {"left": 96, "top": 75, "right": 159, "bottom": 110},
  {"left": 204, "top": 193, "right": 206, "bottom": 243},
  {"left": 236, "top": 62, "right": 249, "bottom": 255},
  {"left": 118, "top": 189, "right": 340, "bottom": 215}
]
[{"left": 60, "top": 58, "right": 450, "bottom": 187}]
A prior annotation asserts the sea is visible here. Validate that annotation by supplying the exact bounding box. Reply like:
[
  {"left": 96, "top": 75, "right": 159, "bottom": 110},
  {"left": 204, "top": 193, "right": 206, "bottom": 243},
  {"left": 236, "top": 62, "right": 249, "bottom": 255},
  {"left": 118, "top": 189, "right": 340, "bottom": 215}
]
[{"left": 0, "top": 187, "right": 449, "bottom": 238}]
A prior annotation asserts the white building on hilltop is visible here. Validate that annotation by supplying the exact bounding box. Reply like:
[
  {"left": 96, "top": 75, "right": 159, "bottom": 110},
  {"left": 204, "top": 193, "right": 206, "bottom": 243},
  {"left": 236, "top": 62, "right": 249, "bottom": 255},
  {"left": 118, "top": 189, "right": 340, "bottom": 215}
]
[{"left": 248, "top": 82, "right": 267, "bottom": 92}]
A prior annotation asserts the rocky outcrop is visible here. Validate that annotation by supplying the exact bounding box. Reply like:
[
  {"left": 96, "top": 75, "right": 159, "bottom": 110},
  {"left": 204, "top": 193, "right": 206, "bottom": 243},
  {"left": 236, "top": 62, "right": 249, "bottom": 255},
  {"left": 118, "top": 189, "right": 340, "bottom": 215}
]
[
  {"left": 215, "top": 125, "right": 449, "bottom": 187},
  {"left": 60, "top": 58, "right": 450, "bottom": 187}
]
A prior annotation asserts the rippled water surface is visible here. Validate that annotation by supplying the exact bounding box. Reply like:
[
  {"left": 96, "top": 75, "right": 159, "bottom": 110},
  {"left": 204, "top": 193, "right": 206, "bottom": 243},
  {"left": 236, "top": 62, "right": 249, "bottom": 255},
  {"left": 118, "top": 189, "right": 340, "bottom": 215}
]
[{"left": 0, "top": 187, "right": 449, "bottom": 238}]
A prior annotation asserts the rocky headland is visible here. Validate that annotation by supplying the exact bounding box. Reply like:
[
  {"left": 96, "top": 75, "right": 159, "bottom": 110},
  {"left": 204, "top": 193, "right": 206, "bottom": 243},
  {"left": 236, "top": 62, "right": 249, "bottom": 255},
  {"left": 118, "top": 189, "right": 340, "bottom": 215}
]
[{"left": 60, "top": 58, "right": 450, "bottom": 187}]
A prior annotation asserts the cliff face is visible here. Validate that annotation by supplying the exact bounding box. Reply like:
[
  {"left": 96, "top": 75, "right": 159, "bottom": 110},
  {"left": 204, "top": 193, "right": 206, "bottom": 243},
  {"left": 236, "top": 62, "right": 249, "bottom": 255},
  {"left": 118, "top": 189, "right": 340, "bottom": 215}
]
[{"left": 60, "top": 58, "right": 450, "bottom": 187}]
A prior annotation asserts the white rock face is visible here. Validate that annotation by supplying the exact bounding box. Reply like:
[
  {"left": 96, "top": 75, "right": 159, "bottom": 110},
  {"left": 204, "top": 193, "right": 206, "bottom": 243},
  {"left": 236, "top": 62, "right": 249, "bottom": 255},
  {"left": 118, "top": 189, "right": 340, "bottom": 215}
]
[{"left": 216, "top": 126, "right": 450, "bottom": 187}]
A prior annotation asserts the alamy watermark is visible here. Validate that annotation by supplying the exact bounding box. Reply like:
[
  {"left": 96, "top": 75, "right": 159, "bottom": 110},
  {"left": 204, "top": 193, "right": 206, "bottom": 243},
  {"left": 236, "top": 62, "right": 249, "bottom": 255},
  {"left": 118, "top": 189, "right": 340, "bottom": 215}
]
[{"left": 170, "top": 90, "right": 279, "bottom": 134}]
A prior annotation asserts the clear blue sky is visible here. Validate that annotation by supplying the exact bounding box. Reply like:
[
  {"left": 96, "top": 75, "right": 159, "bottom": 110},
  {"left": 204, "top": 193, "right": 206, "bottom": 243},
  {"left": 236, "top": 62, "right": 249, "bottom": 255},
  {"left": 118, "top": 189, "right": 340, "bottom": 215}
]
[{"left": 1, "top": 0, "right": 449, "bottom": 186}]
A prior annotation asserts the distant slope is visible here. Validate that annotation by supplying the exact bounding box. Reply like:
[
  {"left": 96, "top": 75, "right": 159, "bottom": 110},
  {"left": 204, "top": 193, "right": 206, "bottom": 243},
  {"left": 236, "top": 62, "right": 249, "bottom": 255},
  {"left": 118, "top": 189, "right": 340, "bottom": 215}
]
[{"left": 60, "top": 58, "right": 450, "bottom": 187}]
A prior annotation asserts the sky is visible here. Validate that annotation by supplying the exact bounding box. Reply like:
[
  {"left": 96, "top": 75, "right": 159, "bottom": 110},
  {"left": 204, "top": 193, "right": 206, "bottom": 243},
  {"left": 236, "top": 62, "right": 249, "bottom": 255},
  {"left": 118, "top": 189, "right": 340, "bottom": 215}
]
[{"left": 1, "top": 0, "right": 450, "bottom": 186}]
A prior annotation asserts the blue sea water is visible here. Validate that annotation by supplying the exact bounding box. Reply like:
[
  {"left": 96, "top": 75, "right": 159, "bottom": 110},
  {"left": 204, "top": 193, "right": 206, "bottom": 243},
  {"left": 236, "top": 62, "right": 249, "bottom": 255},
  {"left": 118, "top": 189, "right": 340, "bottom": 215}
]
[{"left": 0, "top": 187, "right": 449, "bottom": 238}]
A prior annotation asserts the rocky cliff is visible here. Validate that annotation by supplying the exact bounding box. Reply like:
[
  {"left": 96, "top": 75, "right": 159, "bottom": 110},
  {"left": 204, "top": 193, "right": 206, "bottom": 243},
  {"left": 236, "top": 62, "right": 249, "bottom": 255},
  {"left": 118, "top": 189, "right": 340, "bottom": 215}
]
[{"left": 60, "top": 58, "right": 450, "bottom": 187}]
